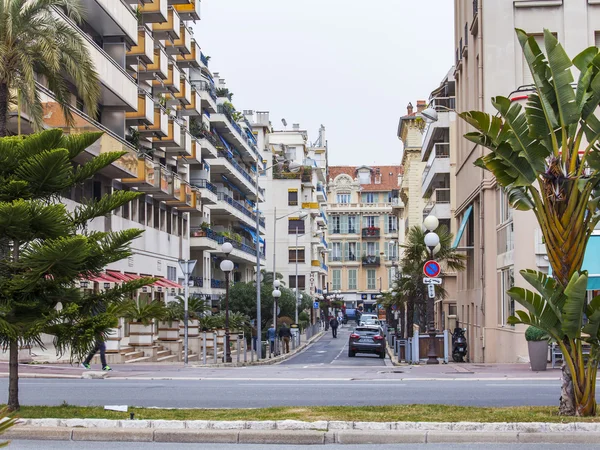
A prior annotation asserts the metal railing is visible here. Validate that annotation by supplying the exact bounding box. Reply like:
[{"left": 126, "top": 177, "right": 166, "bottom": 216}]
[
  {"left": 192, "top": 179, "right": 217, "bottom": 194},
  {"left": 361, "top": 255, "right": 381, "bottom": 266},
  {"left": 430, "top": 97, "right": 455, "bottom": 111},
  {"left": 211, "top": 279, "right": 226, "bottom": 289},
  {"left": 362, "top": 227, "right": 381, "bottom": 238},
  {"left": 216, "top": 105, "right": 261, "bottom": 160},
  {"left": 191, "top": 80, "right": 217, "bottom": 101},
  {"left": 217, "top": 150, "right": 264, "bottom": 194},
  {"left": 217, "top": 192, "right": 265, "bottom": 228},
  {"left": 422, "top": 143, "right": 451, "bottom": 182}
]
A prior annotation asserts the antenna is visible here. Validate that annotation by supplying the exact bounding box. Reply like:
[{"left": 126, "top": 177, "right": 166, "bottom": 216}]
[{"left": 281, "top": 118, "right": 287, "bottom": 129}]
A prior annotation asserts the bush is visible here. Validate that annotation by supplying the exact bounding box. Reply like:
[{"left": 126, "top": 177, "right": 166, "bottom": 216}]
[{"left": 525, "top": 326, "right": 547, "bottom": 342}]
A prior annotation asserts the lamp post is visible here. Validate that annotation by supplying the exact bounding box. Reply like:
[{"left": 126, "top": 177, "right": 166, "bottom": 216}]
[
  {"left": 254, "top": 159, "right": 301, "bottom": 360},
  {"left": 423, "top": 214, "right": 440, "bottom": 365},
  {"left": 178, "top": 259, "right": 197, "bottom": 366},
  {"left": 272, "top": 285, "right": 281, "bottom": 354},
  {"left": 220, "top": 242, "right": 234, "bottom": 363}
]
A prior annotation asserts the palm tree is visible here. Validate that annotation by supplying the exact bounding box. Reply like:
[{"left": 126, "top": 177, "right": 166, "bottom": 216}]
[
  {"left": 461, "top": 29, "right": 600, "bottom": 416},
  {"left": 388, "top": 225, "right": 465, "bottom": 337},
  {"left": 0, "top": 0, "right": 100, "bottom": 136}
]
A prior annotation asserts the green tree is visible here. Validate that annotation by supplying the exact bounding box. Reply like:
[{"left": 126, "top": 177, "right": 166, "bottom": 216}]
[
  {"left": 0, "top": 0, "right": 101, "bottom": 137},
  {"left": 461, "top": 29, "right": 600, "bottom": 416},
  {"left": 388, "top": 225, "right": 465, "bottom": 337},
  {"left": 0, "top": 129, "right": 150, "bottom": 411}
]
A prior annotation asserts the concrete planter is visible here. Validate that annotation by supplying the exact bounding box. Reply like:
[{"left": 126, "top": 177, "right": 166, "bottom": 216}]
[
  {"left": 179, "top": 319, "right": 200, "bottom": 337},
  {"left": 528, "top": 340, "right": 548, "bottom": 371},
  {"left": 129, "top": 322, "right": 154, "bottom": 347},
  {"left": 105, "top": 326, "right": 122, "bottom": 353},
  {"left": 158, "top": 321, "right": 180, "bottom": 341}
]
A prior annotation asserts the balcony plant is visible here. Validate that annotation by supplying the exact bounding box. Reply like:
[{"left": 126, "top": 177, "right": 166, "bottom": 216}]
[
  {"left": 460, "top": 29, "right": 600, "bottom": 416},
  {"left": 216, "top": 88, "right": 233, "bottom": 100},
  {"left": 525, "top": 326, "right": 549, "bottom": 372}
]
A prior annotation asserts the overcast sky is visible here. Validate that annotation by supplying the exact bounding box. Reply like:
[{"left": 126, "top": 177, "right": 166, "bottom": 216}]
[{"left": 195, "top": 1, "right": 455, "bottom": 166}]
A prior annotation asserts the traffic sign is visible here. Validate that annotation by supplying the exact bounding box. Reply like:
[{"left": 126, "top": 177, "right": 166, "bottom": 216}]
[
  {"left": 313, "top": 301, "right": 319, "bottom": 309},
  {"left": 423, "top": 260, "right": 441, "bottom": 278},
  {"left": 427, "top": 284, "right": 436, "bottom": 298},
  {"left": 423, "top": 277, "right": 442, "bottom": 285}
]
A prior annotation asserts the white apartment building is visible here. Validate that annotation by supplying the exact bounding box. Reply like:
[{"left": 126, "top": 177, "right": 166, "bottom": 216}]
[
  {"left": 252, "top": 116, "right": 329, "bottom": 321},
  {"left": 453, "top": 0, "right": 600, "bottom": 362}
]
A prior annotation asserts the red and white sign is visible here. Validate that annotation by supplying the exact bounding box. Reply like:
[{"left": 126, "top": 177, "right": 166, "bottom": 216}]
[{"left": 423, "top": 260, "right": 441, "bottom": 278}]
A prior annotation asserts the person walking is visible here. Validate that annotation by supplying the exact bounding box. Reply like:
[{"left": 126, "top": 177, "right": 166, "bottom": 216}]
[
  {"left": 251, "top": 322, "right": 258, "bottom": 351},
  {"left": 329, "top": 316, "right": 339, "bottom": 338},
  {"left": 279, "top": 323, "right": 292, "bottom": 353},
  {"left": 81, "top": 339, "right": 111, "bottom": 371},
  {"left": 356, "top": 309, "right": 362, "bottom": 326},
  {"left": 267, "top": 324, "right": 276, "bottom": 355}
]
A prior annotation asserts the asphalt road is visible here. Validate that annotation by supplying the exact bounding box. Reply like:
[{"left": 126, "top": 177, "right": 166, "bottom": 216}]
[{"left": 8, "top": 442, "right": 598, "bottom": 450}]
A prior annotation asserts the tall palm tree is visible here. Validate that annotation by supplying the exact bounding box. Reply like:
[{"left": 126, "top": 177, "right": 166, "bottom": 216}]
[
  {"left": 387, "top": 225, "right": 465, "bottom": 337},
  {"left": 0, "top": 0, "right": 100, "bottom": 136}
]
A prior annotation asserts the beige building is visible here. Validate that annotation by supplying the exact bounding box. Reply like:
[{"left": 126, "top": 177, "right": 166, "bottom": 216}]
[
  {"left": 453, "top": 0, "right": 600, "bottom": 362},
  {"left": 326, "top": 166, "right": 402, "bottom": 313}
]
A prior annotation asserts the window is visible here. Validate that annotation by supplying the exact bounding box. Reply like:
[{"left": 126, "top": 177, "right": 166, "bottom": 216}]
[
  {"left": 337, "top": 193, "right": 350, "bottom": 204},
  {"left": 358, "top": 171, "right": 371, "bottom": 184},
  {"left": 289, "top": 275, "right": 306, "bottom": 290},
  {"left": 331, "top": 242, "right": 342, "bottom": 261},
  {"left": 348, "top": 216, "right": 357, "bottom": 234},
  {"left": 331, "top": 215, "right": 341, "bottom": 234},
  {"left": 348, "top": 242, "right": 357, "bottom": 261},
  {"left": 367, "top": 269, "right": 376, "bottom": 290},
  {"left": 497, "top": 189, "right": 514, "bottom": 254},
  {"left": 386, "top": 241, "right": 398, "bottom": 260},
  {"left": 332, "top": 270, "right": 341, "bottom": 290},
  {"left": 498, "top": 188, "right": 513, "bottom": 224},
  {"left": 288, "top": 218, "right": 305, "bottom": 234},
  {"left": 388, "top": 266, "right": 396, "bottom": 288},
  {"left": 366, "top": 242, "right": 377, "bottom": 256},
  {"left": 363, "top": 192, "right": 376, "bottom": 204},
  {"left": 348, "top": 269, "right": 357, "bottom": 290},
  {"left": 364, "top": 216, "right": 376, "bottom": 228},
  {"left": 288, "top": 247, "right": 305, "bottom": 263},
  {"left": 167, "top": 266, "right": 177, "bottom": 281},
  {"left": 288, "top": 189, "right": 298, "bottom": 206},
  {"left": 388, "top": 215, "right": 397, "bottom": 232},
  {"left": 499, "top": 267, "right": 515, "bottom": 325}
]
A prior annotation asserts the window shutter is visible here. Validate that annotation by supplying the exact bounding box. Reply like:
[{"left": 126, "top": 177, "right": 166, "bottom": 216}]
[
  {"left": 383, "top": 214, "right": 389, "bottom": 234},
  {"left": 341, "top": 215, "right": 348, "bottom": 234},
  {"left": 374, "top": 216, "right": 379, "bottom": 228},
  {"left": 343, "top": 242, "right": 349, "bottom": 261},
  {"left": 362, "top": 242, "right": 366, "bottom": 257},
  {"left": 384, "top": 241, "right": 389, "bottom": 259},
  {"left": 375, "top": 242, "right": 380, "bottom": 257},
  {"left": 328, "top": 215, "right": 333, "bottom": 234},
  {"left": 362, "top": 215, "right": 368, "bottom": 227}
]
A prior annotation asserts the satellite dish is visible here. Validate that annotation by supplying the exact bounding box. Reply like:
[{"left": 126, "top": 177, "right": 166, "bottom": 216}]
[{"left": 281, "top": 118, "right": 287, "bottom": 127}]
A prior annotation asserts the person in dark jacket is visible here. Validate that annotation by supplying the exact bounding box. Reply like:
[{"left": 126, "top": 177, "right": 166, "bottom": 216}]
[
  {"left": 279, "top": 323, "right": 292, "bottom": 353},
  {"left": 81, "top": 301, "right": 111, "bottom": 371},
  {"left": 329, "top": 317, "right": 339, "bottom": 338}
]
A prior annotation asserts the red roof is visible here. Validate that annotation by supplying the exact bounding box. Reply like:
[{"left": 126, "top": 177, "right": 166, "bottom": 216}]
[{"left": 328, "top": 165, "right": 402, "bottom": 192}]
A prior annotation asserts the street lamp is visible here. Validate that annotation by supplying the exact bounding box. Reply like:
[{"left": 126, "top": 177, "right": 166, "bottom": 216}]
[
  {"left": 419, "top": 105, "right": 454, "bottom": 124},
  {"left": 423, "top": 215, "right": 440, "bottom": 365},
  {"left": 219, "top": 242, "right": 234, "bottom": 363},
  {"left": 254, "top": 159, "right": 301, "bottom": 360},
  {"left": 272, "top": 286, "right": 281, "bottom": 354}
]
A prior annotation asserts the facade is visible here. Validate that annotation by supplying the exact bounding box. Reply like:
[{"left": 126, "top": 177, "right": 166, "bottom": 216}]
[
  {"left": 253, "top": 117, "right": 329, "bottom": 320},
  {"left": 453, "top": 0, "right": 600, "bottom": 362},
  {"left": 326, "top": 166, "right": 402, "bottom": 312},
  {"left": 420, "top": 69, "right": 459, "bottom": 331}
]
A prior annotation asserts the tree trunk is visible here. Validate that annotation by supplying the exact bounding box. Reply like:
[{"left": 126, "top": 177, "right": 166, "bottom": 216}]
[
  {"left": 407, "top": 300, "right": 414, "bottom": 338},
  {"left": 8, "top": 340, "right": 19, "bottom": 412},
  {"left": 0, "top": 82, "right": 8, "bottom": 137},
  {"left": 559, "top": 363, "right": 576, "bottom": 416}
]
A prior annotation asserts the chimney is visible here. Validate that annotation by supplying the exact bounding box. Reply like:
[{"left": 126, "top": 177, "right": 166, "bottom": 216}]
[
  {"left": 417, "top": 100, "right": 427, "bottom": 113},
  {"left": 407, "top": 102, "right": 414, "bottom": 115},
  {"left": 293, "top": 123, "right": 300, "bottom": 130}
]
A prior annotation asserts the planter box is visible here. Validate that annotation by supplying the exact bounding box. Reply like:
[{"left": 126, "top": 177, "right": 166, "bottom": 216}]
[
  {"left": 158, "top": 320, "right": 180, "bottom": 341},
  {"left": 105, "top": 326, "right": 122, "bottom": 353},
  {"left": 129, "top": 322, "right": 154, "bottom": 347},
  {"left": 528, "top": 340, "right": 548, "bottom": 371},
  {"left": 179, "top": 319, "right": 200, "bottom": 337}
]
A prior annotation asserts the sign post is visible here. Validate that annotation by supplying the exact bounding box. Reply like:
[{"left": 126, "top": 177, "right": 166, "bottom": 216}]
[
  {"left": 178, "top": 259, "right": 197, "bottom": 366},
  {"left": 423, "top": 260, "right": 441, "bottom": 278}
]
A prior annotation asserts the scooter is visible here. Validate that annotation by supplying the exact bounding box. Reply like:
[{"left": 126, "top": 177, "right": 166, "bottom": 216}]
[{"left": 451, "top": 327, "right": 468, "bottom": 362}]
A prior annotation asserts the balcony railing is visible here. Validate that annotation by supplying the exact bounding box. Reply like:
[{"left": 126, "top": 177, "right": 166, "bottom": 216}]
[
  {"left": 430, "top": 96, "right": 455, "bottom": 111},
  {"left": 190, "top": 226, "right": 265, "bottom": 259},
  {"left": 191, "top": 80, "right": 217, "bottom": 101},
  {"left": 190, "top": 276, "right": 203, "bottom": 287},
  {"left": 216, "top": 105, "right": 261, "bottom": 160},
  {"left": 330, "top": 255, "right": 358, "bottom": 262},
  {"left": 216, "top": 150, "right": 264, "bottom": 196},
  {"left": 217, "top": 192, "right": 266, "bottom": 228},
  {"left": 422, "top": 143, "right": 451, "bottom": 182},
  {"left": 362, "top": 227, "right": 381, "bottom": 238},
  {"left": 192, "top": 179, "right": 217, "bottom": 195},
  {"left": 361, "top": 255, "right": 381, "bottom": 266},
  {"left": 211, "top": 279, "right": 226, "bottom": 289}
]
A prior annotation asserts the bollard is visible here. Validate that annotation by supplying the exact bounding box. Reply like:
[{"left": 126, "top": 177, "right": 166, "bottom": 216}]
[
  {"left": 202, "top": 331, "right": 207, "bottom": 365},
  {"left": 244, "top": 338, "right": 247, "bottom": 363},
  {"left": 213, "top": 332, "right": 218, "bottom": 364},
  {"left": 236, "top": 337, "right": 240, "bottom": 363}
]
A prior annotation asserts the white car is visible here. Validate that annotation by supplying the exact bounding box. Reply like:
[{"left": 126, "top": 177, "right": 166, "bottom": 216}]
[
  {"left": 359, "top": 313, "right": 377, "bottom": 323},
  {"left": 361, "top": 318, "right": 381, "bottom": 326}
]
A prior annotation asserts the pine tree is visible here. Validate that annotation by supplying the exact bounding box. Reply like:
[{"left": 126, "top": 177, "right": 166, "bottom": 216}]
[{"left": 0, "top": 129, "right": 151, "bottom": 411}]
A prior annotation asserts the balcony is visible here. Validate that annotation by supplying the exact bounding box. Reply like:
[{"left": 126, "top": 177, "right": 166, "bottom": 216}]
[
  {"left": 362, "top": 227, "right": 381, "bottom": 238},
  {"left": 152, "top": 117, "right": 182, "bottom": 148},
  {"left": 362, "top": 255, "right": 381, "bottom": 266},
  {"left": 167, "top": 129, "right": 192, "bottom": 157},
  {"left": 121, "top": 158, "right": 155, "bottom": 188},
  {"left": 126, "top": 27, "right": 154, "bottom": 67},
  {"left": 423, "top": 188, "right": 452, "bottom": 220},
  {"left": 316, "top": 184, "right": 327, "bottom": 202},
  {"left": 167, "top": 180, "right": 193, "bottom": 208},
  {"left": 421, "top": 97, "right": 455, "bottom": 160},
  {"left": 176, "top": 188, "right": 201, "bottom": 212},
  {"left": 212, "top": 193, "right": 266, "bottom": 230},
  {"left": 33, "top": 85, "right": 138, "bottom": 179},
  {"left": 81, "top": 0, "right": 137, "bottom": 45},
  {"left": 153, "top": 7, "right": 181, "bottom": 41},
  {"left": 139, "top": 107, "right": 169, "bottom": 138},
  {"left": 138, "top": 46, "right": 168, "bottom": 81},
  {"left": 192, "top": 80, "right": 218, "bottom": 113},
  {"left": 126, "top": 91, "right": 154, "bottom": 126},
  {"left": 173, "top": 0, "right": 201, "bottom": 21},
  {"left": 165, "top": 24, "right": 192, "bottom": 56},
  {"left": 197, "top": 134, "right": 219, "bottom": 158},
  {"left": 153, "top": 63, "right": 181, "bottom": 93},
  {"left": 176, "top": 39, "right": 201, "bottom": 68},
  {"left": 138, "top": 0, "right": 168, "bottom": 24},
  {"left": 174, "top": 78, "right": 192, "bottom": 106},
  {"left": 210, "top": 150, "right": 264, "bottom": 199},
  {"left": 190, "top": 227, "right": 220, "bottom": 251},
  {"left": 191, "top": 179, "right": 218, "bottom": 205},
  {"left": 421, "top": 143, "right": 450, "bottom": 196},
  {"left": 180, "top": 89, "right": 201, "bottom": 116},
  {"left": 302, "top": 202, "right": 319, "bottom": 211},
  {"left": 212, "top": 105, "right": 261, "bottom": 161},
  {"left": 122, "top": 162, "right": 176, "bottom": 200},
  {"left": 328, "top": 202, "right": 394, "bottom": 213}
]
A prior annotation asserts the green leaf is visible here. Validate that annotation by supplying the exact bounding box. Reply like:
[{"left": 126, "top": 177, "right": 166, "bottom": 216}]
[
  {"left": 561, "top": 271, "right": 588, "bottom": 339},
  {"left": 59, "top": 132, "right": 103, "bottom": 159},
  {"left": 14, "top": 148, "right": 72, "bottom": 196},
  {"left": 505, "top": 186, "right": 535, "bottom": 211}
]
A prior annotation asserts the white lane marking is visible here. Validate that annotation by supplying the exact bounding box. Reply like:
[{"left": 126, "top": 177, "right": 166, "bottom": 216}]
[
  {"left": 239, "top": 383, "right": 407, "bottom": 387},
  {"left": 331, "top": 341, "right": 348, "bottom": 364},
  {"left": 485, "top": 383, "right": 558, "bottom": 387}
]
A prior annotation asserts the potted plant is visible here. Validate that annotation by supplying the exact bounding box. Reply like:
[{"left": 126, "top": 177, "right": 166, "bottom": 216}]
[
  {"left": 526, "top": 326, "right": 548, "bottom": 371},
  {"left": 104, "top": 303, "right": 128, "bottom": 353},
  {"left": 124, "top": 301, "right": 166, "bottom": 347},
  {"left": 158, "top": 302, "right": 181, "bottom": 341},
  {"left": 176, "top": 296, "right": 209, "bottom": 337}
]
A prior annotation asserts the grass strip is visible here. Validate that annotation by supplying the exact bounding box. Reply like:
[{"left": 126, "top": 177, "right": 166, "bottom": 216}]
[{"left": 5, "top": 404, "right": 600, "bottom": 423}]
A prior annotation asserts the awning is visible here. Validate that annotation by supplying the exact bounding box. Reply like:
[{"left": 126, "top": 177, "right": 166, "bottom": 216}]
[
  {"left": 221, "top": 175, "right": 244, "bottom": 195},
  {"left": 215, "top": 131, "right": 233, "bottom": 158},
  {"left": 452, "top": 205, "right": 473, "bottom": 249},
  {"left": 106, "top": 271, "right": 141, "bottom": 282},
  {"left": 549, "top": 235, "right": 600, "bottom": 290},
  {"left": 240, "top": 224, "right": 265, "bottom": 244}
]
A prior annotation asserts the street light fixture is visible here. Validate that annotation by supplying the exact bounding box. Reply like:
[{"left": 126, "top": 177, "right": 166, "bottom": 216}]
[
  {"left": 220, "top": 242, "right": 234, "bottom": 363},
  {"left": 423, "top": 215, "right": 440, "bottom": 365},
  {"left": 419, "top": 105, "right": 454, "bottom": 124}
]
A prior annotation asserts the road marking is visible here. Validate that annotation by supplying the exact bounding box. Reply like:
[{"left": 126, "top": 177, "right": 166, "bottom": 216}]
[
  {"left": 331, "top": 341, "right": 348, "bottom": 364},
  {"left": 485, "top": 383, "right": 559, "bottom": 387},
  {"left": 239, "top": 383, "right": 407, "bottom": 387}
]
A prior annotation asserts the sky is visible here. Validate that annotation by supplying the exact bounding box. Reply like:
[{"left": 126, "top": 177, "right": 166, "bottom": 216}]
[{"left": 195, "top": 0, "right": 455, "bottom": 166}]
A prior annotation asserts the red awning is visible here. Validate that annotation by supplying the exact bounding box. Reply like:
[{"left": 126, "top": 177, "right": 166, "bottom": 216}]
[
  {"left": 160, "top": 279, "right": 182, "bottom": 289},
  {"left": 106, "top": 270, "right": 131, "bottom": 282}
]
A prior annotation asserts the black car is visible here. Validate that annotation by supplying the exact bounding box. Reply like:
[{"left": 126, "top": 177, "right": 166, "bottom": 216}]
[{"left": 348, "top": 326, "right": 386, "bottom": 358}]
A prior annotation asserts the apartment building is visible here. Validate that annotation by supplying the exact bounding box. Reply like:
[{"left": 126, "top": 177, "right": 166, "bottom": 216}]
[
  {"left": 420, "top": 69, "right": 459, "bottom": 331},
  {"left": 326, "top": 166, "right": 402, "bottom": 312},
  {"left": 453, "top": 0, "right": 600, "bottom": 362},
  {"left": 253, "top": 117, "right": 329, "bottom": 317}
]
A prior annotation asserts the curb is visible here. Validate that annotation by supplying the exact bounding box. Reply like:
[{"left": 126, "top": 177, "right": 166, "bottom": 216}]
[{"left": 6, "top": 425, "right": 600, "bottom": 444}]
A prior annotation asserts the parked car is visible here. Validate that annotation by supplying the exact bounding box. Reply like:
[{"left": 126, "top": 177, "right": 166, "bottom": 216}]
[
  {"left": 358, "top": 313, "right": 377, "bottom": 325},
  {"left": 361, "top": 318, "right": 382, "bottom": 326},
  {"left": 348, "top": 326, "right": 386, "bottom": 358}
]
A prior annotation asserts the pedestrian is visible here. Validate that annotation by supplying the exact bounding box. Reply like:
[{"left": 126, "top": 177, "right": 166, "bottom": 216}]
[
  {"left": 81, "top": 339, "right": 111, "bottom": 371},
  {"left": 279, "top": 323, "right": 292, "bottom": 353},
  {"left": 329, "top": 316, "right": 339, "bottom": 338},
  {"left": 356, "top": 309, "right": 362, "bottom": 326},
  {"left": 267, "top": 323, "right": 276, "bottom": 354},
  {"left": 251, "top": 322, "right": 258, "bottom": 351}
]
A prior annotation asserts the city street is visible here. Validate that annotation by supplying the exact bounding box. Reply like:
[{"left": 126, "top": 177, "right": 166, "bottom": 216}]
[{"left": 0, "top": 327, "right": 585, "bottom": 408}]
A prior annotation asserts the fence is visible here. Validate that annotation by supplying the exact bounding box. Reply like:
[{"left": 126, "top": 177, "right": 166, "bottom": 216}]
[{"left": 384, "top": 325, "right": 449, "bottom": 364}]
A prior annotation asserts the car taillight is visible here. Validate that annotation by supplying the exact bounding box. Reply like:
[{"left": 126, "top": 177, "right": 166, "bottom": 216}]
[
  {"left": 373, "top": 335, "right": 384, "bottom": 341},
  {"left": 350, "top": 334, "right": 360, "bottom": 339}
]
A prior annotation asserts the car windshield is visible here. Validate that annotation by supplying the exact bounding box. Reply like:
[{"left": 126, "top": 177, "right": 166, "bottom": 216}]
[
  {"left": 355, "top": 327, "right": 379, "bottom": 336},
  {"left": 364, "top": 319, "right": 380, "bottom": 325}
]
